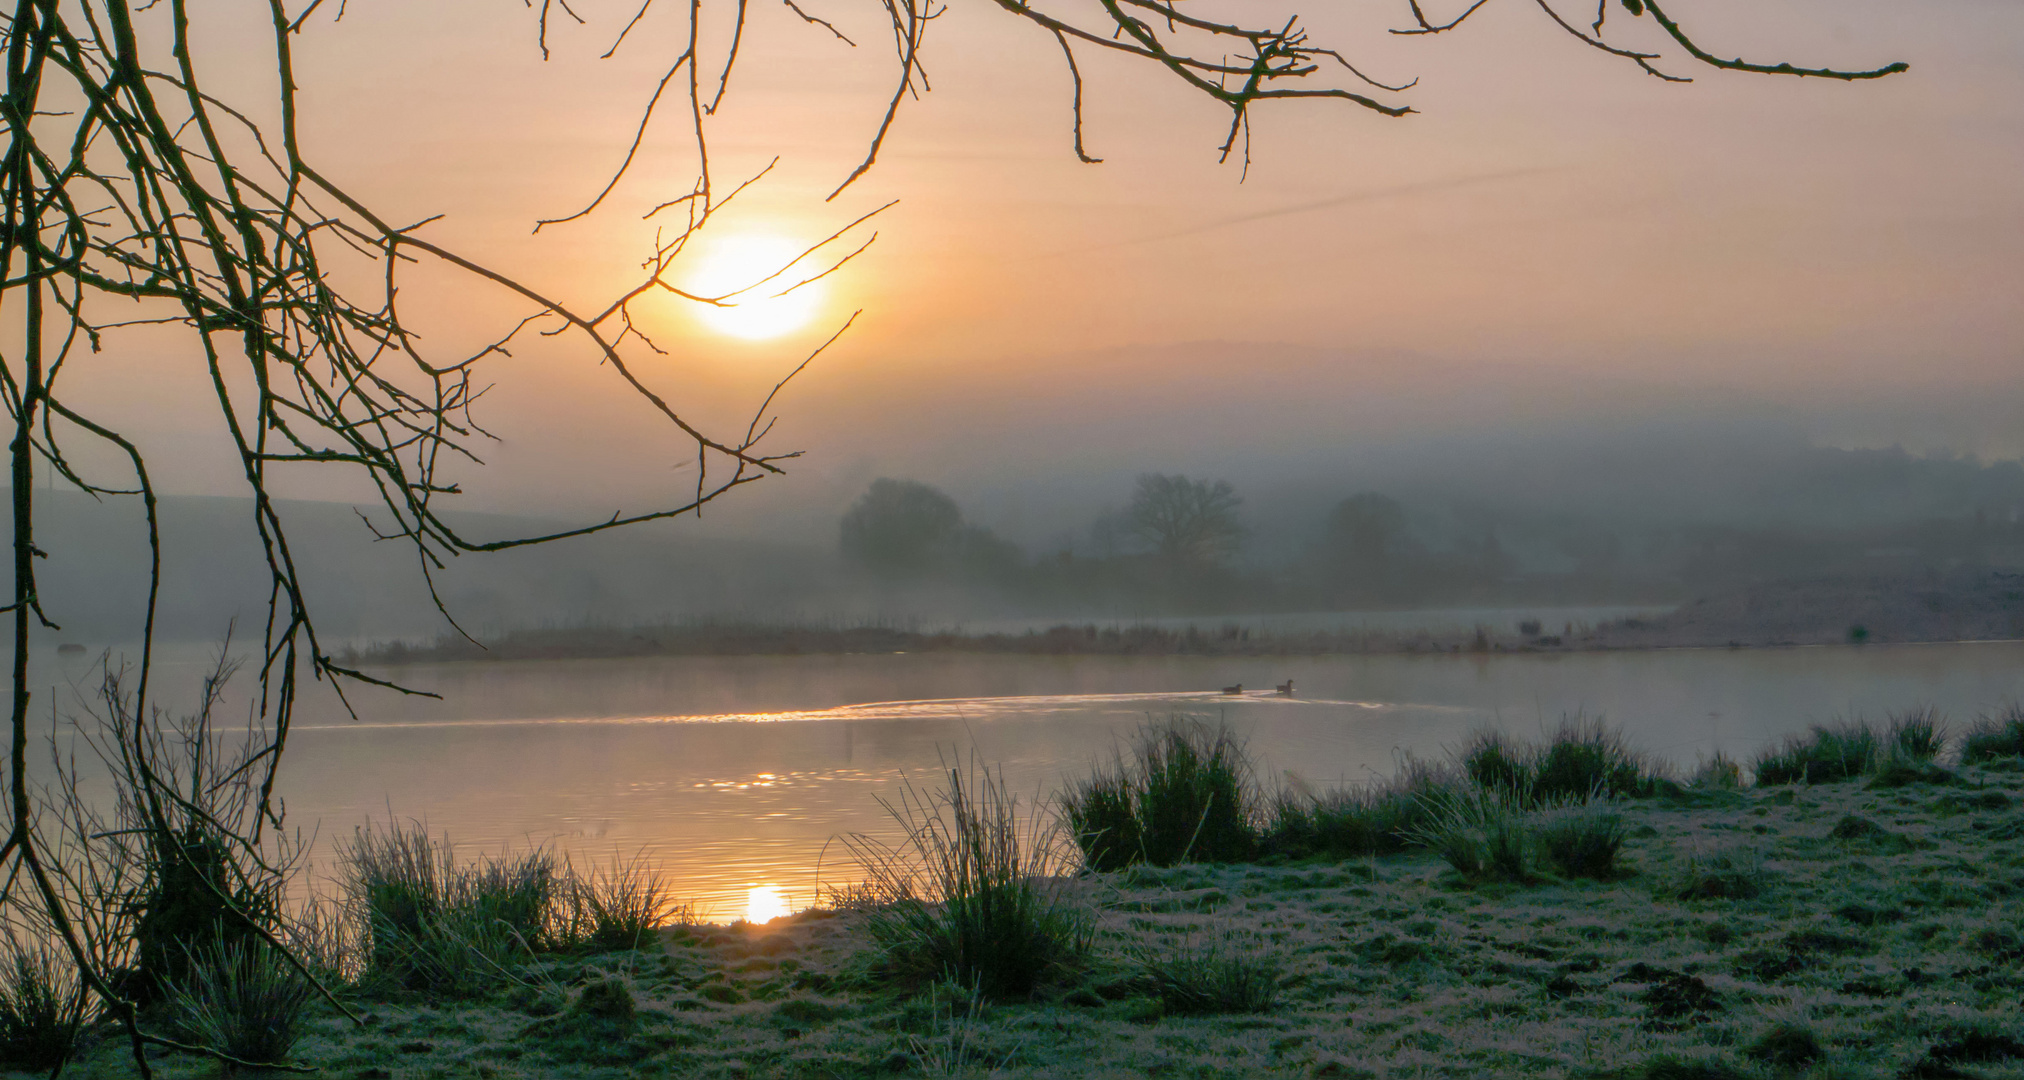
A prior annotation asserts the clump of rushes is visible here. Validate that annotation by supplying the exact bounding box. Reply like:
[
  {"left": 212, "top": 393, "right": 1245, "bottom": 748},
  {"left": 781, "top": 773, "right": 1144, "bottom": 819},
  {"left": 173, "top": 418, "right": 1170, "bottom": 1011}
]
[
  {"left": 1532, "top": 715, "right": 1658, "bottom": 801},
  {"left": 1133, "top": 935, "right": 1283, "bottom": 1016},
  {"left": 1059, "top": 769, "right": 1141, "bottom": 873},
  {"left": 1534, "top": 803, "right": 1629, "bottom": 879},
  {"left": 0, "top": 935, "right": 86, "bottom": 1073},
  {"left": 1752, "top": 720, "right": 1880, "bottom": 785},
  {"left": 1459, "top": 729, "right": 1530, "bottom": 797},
  {"left": 166, "top": 940, "right": 316, "bottom": 1070},
  {"left": 340, "top": 822, "right": 560, "bottom": 996},
  {"left": 848, "top": 756, "right": 1091, "bottom": 999},
  {"left": 567, "top": 853, "right": 689, "bottom": 952},
  {"left": 1960, "top": 703, "right": 2024, "bottom": 764},
  {"left": 1406, "top": 785, "right": 1536, "bottom": 883},
  {"left": 1062, "top": 718, "right": 1256, "bottom": 870},
  {"left": 1261, "top": 758, "right": 1456, "bottom": 860},
  {"left": 1458, "top": 717, "right": 1660, "bottom": 808},
  {"left": 1885, "top": 707, "right": 1948, "bottom": 763}
]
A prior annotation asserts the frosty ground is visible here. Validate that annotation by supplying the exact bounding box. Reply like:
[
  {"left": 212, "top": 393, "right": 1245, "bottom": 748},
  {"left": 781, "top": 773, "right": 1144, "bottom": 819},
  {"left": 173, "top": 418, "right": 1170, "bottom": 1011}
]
[{"left": 42, "top": 756, "right": 2024, "bottom": 1080}]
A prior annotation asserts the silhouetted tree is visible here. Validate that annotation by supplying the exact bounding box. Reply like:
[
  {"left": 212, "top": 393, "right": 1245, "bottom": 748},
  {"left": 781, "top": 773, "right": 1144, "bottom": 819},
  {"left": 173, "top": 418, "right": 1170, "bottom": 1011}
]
[
  {"left": 952, "top": 525, "right": 1028, "bottom": 587},
  {"left": 1126, "top": 474, "right": 1244, "bottom": 564},
  {"left": 837, "top": 478, "right": 1031, "bottom": 588},
  {"left": 840, "top": 479, "right": 964, "bottom": 578},
  {"left": 1318, "top": 492, "right": 1423, "bottom": 601},
  {"left": 1327, "top": 493, "right": 1411, "bottom": 567}
]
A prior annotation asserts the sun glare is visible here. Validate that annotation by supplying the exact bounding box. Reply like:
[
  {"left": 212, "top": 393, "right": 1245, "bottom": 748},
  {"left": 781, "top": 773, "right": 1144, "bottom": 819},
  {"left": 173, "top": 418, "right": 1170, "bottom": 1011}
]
[
  {"left": 745, "top": 884, "right": 789, "bottom": 924},
  {"left": 683, "top": 234, "right": 824, "bottom": 341}
]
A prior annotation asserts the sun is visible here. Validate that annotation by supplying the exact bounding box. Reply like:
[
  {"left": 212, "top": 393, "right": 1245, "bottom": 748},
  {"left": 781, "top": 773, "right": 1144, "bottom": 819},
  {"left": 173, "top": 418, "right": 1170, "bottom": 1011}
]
[
  {"left": 744, "top": 884, "right": 789, "bottom": 924},
  {"left": 682, "top": 233, "right": 825, "bottom": 341}
]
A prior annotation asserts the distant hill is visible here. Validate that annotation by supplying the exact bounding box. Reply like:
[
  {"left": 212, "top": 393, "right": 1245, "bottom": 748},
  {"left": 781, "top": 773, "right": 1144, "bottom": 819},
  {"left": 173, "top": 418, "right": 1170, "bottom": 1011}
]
[{"left": 1589, "top": 569, "right": 2024, "bottom": 648}]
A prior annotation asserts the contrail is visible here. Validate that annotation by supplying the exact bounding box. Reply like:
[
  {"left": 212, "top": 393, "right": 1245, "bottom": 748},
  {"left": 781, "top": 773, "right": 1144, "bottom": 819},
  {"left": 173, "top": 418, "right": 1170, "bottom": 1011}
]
[{"left": 1024, "top": 166, "right": 1560, "bottom": 260}]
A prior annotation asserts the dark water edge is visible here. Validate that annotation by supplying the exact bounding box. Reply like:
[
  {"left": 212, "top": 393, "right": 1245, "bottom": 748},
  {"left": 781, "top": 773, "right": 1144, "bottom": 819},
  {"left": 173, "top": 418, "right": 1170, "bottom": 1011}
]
[{"left": 333, "top": 571, "right": 2024, "bottom": 666}]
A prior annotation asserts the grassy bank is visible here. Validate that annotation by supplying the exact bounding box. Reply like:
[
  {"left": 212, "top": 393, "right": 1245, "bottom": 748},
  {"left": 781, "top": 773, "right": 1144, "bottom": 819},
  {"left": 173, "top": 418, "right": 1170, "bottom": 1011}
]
[{"left": 15, "top": 715, "right": 2024, "bottom": 1079}]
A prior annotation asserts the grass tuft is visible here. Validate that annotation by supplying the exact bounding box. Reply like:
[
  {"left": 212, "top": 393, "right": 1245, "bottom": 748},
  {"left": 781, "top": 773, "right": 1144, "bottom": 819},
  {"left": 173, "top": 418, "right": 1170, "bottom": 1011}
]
[
  {"left": 1132, "top": 936, "right": 1283, "bottom": 1016},
  {"left": 1459, "top": 729, "right": 1530, "bottom": 796},
  {"left": 1960, "top": 703, "right": 2024, "bottom": 764},
  {"left": 1062, "top": 718, "right": 1256, "bottom": 870},
  {"left": 1667, "top": 847, "right": 1770, "bottom": 901},
  {"left": 1125, "top": 718, "right": 1256, "bottom": 865},
  {"left": 1456, "top": 716, "right": 1661, "bottom": 808},
  {"left": 848, "top": 755, "right": 1091, "bottom": 999},
  {"left": 1531, "top": 715, "right": 1658, "bottom": 801},
  {"left": 1405, "top": 786, "right": 1535, "bottom": 883},
  {"left": 1534, "top": 803, "right": 1629, "bottom": 879},
  {"left": 1751, "top": 720, "right": 1879, "bottom": 785},
  {"left": 1745, "top": 1022, "right": 1823, "bottom": 1070},
  {"left": 340, "top": 822, "right": 559, "bottom": 995},
  {"left": 166, "top": 940, "right": 316, "bottom": 1069},
  {"left": 566, "top": 853, "right": 688, "bottom": 951},
  {"left": 1058, "top": 769, "right": 1141, "bottom": 873},
  {"left": 901, "top": 981, "right": 992, "bottom": 1079},
  {"left": 1261, "top": 756, "right": 1456, "bottom": 860},
  {"left": 570, "top": 974, "right": 638, "bottom": 1029},
  {"left": 1885, "top": 707, "right": 1948, "bottom": 762},
  {"left": 0, "top": 936, "right": 85, "bottom": 1073}
]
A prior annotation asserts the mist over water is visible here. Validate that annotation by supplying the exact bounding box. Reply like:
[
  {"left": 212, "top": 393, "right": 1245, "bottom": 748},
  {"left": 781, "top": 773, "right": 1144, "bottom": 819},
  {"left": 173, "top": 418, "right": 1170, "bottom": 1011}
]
[{"left": 11, "top": 398, "right": 2024, "bottom": 645}]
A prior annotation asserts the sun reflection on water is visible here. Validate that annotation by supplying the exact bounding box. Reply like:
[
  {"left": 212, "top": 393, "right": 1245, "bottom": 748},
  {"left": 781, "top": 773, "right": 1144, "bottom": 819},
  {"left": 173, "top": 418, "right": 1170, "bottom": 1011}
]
[{"left": 744, "top": 885, "right": 789, "bottom": 924}]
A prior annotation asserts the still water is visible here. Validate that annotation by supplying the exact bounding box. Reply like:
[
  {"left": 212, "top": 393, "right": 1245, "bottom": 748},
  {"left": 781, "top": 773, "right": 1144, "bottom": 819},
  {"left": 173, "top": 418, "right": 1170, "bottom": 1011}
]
[{"left": 29, "top": 638, "right": 2024, "bottom": 920}]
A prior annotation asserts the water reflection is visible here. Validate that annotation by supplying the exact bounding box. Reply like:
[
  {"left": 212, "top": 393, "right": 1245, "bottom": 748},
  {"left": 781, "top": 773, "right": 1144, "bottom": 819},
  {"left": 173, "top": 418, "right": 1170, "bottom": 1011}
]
[
  {"left": 744, "top": 886, "right": 789, "bottom": 924},
  {"left": 22, "top": 640, "right": 2024, "bottom": 921}
]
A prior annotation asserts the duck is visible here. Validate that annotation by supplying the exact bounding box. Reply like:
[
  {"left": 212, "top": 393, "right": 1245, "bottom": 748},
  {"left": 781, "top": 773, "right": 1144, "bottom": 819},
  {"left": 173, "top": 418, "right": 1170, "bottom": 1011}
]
[
  {"left": 1221, "top": 683, "right": 1243, "bottom": 695},
  {"left": 1275, "top": 679, "right": 1294, "bottom": 696}
]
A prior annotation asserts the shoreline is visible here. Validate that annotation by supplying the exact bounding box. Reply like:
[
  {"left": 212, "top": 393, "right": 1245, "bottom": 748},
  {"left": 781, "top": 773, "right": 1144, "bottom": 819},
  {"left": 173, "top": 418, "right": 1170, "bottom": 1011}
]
[
  {"left": 339, "top": 621, "right": 2024, "bottom": 668},
  {"left": 328, "top": 568, "right": 2024, "bottom": 667}
]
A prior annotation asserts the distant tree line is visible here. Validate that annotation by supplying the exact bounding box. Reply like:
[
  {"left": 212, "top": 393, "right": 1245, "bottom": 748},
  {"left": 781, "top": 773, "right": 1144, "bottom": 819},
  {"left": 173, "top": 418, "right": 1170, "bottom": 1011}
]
[
  {"left": 835, "top": 449, "right": 2024, "bottom": 616},
  {"left": 836, "top": 473, "right": 1525, "bottom": 613}
]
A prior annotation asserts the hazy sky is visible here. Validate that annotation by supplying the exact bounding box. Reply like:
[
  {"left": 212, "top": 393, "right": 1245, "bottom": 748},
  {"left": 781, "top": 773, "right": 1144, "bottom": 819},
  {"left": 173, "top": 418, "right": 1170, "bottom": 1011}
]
[{"left": 60, "top": 0, "right": 2024, "bottom": 536}]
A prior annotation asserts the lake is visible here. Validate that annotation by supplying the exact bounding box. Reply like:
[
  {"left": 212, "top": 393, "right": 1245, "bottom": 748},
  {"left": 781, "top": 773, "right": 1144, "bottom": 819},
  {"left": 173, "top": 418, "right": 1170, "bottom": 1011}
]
[{"left": 30, "top": 636, "right": 2024, "bottom": 921}]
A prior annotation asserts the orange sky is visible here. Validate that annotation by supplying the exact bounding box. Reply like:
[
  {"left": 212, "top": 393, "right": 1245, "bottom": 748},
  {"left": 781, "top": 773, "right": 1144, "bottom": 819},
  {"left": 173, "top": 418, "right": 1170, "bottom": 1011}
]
[{"left": 64, "top": 0, "right": 2024, "bottom": 526}]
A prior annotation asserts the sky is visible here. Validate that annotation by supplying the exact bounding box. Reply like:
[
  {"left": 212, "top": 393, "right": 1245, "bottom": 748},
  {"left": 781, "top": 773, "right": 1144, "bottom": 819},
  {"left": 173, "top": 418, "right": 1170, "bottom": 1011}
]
[{"left": 51, "top": 0, "right": 2024, "bottom": 542}]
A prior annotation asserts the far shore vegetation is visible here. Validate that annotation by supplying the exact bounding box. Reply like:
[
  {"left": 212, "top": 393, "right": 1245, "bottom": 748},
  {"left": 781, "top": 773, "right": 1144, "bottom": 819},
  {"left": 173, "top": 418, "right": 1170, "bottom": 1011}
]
[
  {"left": 9, "top": 706, "right": 2024, "bottom": 1078},
  {"left": 341, "top": 570, "right": 2024, "bottom": 668},
  {"left": 342, "top": 617, "right": 1589, "bottom": 665}
]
